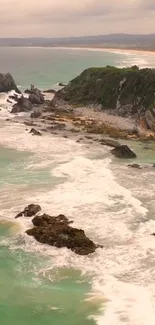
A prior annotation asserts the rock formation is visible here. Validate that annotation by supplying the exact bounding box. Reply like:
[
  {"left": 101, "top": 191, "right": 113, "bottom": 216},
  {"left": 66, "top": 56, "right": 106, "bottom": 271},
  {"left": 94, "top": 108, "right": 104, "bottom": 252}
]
[
  {"left": 15, "top": 205, "right": 102, "bottom": 255},
  {"left": 0, "top": 73, "right": 20, "bottom": 93},
  {"left": 28, "top": 85, "right": 44, "bottom": 105},
  {"left": 111, "top": 145, "right": 137, "bottom": 158},
  {"left": 55, "top": 66, "right": 155, "bottom": 131},
  {"left": 11, "top": 96, "right": 33, "bottom": 113}
]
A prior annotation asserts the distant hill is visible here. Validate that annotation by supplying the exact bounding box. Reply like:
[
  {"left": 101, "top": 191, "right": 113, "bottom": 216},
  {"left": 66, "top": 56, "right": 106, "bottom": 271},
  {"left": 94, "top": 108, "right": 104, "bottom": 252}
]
[{"left": 0, "top": 34, "right": 155, "bottom": 51}]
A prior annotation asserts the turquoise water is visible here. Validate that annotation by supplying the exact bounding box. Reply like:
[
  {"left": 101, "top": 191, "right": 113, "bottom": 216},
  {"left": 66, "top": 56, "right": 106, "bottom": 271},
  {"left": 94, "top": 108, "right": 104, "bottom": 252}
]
[
  {"left": 0, "top": 47, "right": 155, "bottom": 90},
  {"left": 1, "top": 47, "right": 155, "bottom": 324},
  {"left": 0, "top": 47, "right": 124, "bottom": 89},
  {"left": 0, "top": 144, "right": 100, "bottom": 325}
]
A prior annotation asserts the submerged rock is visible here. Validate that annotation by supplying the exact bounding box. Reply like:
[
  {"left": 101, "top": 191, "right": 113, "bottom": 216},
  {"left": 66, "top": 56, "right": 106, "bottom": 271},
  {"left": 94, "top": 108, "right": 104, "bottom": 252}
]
[
  {"left": 15, "top": 204, "right": 41, "bottom": 218},
  {"left": 30, "top": 128, "right": 42, "bottom": 136},
  {"left": 111, "top": 145, "right": 137, "bottom": 158},
  {"left": 0, "top": 72, "right": 20, "bottom": 93}
]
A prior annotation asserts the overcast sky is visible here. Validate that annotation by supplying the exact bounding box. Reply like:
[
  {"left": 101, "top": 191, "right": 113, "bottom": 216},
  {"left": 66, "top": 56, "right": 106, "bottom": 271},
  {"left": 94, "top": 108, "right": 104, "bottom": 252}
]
[{"left": 1, "top": 0, "right": 155, "bottom": 37}]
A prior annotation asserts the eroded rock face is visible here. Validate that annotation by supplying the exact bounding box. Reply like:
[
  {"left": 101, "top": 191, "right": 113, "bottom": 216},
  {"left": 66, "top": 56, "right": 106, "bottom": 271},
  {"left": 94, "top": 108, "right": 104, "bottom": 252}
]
[
  {"left": 111, "top": 145, "right": 137, "bottom": 158},
  {"left": 15, "top": 205, "right": 102, "bottom": 255},
  {"left": 15, "top": 204, "right": 41, "bottom": 218},
  {"left": 0, "top": 73, "right": 20, "bottom": 93}
]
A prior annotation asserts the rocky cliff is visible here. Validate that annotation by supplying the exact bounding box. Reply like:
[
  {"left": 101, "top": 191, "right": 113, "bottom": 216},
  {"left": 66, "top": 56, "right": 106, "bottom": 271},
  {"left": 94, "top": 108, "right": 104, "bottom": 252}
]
[
  {"left": 56, "top": 66, "right": 155, "bottom": 130},
  {"left": 0, "top": 73, "right": 20, "bottom": 93}
]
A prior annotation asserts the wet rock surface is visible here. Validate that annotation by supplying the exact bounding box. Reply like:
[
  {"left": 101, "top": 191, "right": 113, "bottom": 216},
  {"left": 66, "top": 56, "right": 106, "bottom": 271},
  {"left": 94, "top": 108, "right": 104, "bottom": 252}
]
[
  {"left": 15, "top": 204, "right": 41, "bottom": 218},
  {"left": 111, "top": 145, "right": 137, "bottom": 159},
  {"left": 15, "top": 205, "right": 102, "bottom": 255}
]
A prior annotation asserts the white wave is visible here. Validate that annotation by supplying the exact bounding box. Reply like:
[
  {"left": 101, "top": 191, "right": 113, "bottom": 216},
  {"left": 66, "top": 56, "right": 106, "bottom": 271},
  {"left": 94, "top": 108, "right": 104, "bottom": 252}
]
[{"left": 1, "top": 119, "right": 155, "bottom": 324}]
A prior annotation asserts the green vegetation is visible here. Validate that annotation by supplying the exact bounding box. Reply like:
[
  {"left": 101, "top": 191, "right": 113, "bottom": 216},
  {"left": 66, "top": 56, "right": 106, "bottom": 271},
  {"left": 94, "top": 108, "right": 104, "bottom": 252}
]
[{"left": 58, "top": 66, "right": 155, "bottom": 116}]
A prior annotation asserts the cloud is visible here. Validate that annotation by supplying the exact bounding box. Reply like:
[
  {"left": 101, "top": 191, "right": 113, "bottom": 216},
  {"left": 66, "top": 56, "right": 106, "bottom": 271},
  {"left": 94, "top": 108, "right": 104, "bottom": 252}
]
[{"left": 0, "top": 0, "right": 154, "bottom": 36}]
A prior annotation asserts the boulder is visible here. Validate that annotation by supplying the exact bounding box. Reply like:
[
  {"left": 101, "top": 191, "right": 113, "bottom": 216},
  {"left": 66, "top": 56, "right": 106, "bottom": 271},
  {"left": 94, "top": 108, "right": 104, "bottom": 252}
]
[
  {"left": 11, "top": 96, "right": 33, "bottom": 113},
  {"left": 111, "top": 145, "right": 137, "bottom": 158},
  {"left": 30, "top": 128, "right": 42, "bottom": 136},
  {"left": 0, "top": 73, "right": 20, "bottom": 93},
  {"left": 25, "top": 212, "right": 102, "bottom": 255},
  {"left": 15, "top": 204, "right": 41, "bottom": 219}
]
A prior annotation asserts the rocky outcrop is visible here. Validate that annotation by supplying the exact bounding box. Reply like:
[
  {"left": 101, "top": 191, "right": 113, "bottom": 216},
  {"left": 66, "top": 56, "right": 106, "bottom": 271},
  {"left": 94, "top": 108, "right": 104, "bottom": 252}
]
[
  {"left": 11, "top": 96, "right": 33, "bottom": 113},
  {"left": 55, "top": 66, "right": 155, "bottom": 131},
  {"left": 15, "top": 205, "right": 102, "bottom": 255},
  {"left": 0, "top": 73, "right": 20, "bottom": 93},
  {"left": 28, "top": 85, "right": 44, "bottom": 105},
  {"left": 111, "top": 145, "right": 137, "bottom": 158},
  {"left": 15, "top": 204, "right": 41, "bottom": 218}
]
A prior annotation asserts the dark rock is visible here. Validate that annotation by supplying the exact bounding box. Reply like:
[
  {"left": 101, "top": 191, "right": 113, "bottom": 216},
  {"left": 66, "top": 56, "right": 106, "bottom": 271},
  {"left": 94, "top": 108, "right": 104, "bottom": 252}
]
[
  {"left": 128, "top": 163, "right": 141, "bottom": 169},
  {"left": 28, "top": 85, "right": 44, "bottom": 105},
  {"left": 58, "top": 82, "right": 66, "bottom": 87},
  {"left": 111, "top": 145, "right": 137, "bottom": 159},
  {"left": 30, "top": 128, "right": 42, "bottom": 136},
  {"left": 15, "top": 204, "right": 41, "bottom": 219},
  {"left": 0, "top": 73, "right": 20, "bottom": 93},
  {"left": 24, "top": 89, "right": 32, "bottom": 94},
  {"left": 25, "top": 212, "right": 101, "bottom": 255},
  {"left": 43, "top": 89, "right": 56, "bottom": 94},
  {"left": 7, "top": 99, "right": 12, "bottom": 104},
  {"left": 11, "top": 96, "right": 33, "bottom": 113},
  {"left": 9, "top": 94, "right": 19, "bottom": 101}
]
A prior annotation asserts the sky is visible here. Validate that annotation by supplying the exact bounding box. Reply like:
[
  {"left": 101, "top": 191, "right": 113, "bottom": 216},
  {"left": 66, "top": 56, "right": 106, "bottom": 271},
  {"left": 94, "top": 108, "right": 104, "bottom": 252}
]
[{"left": 0, "top": 0, "right": 155, "bottom": 37}]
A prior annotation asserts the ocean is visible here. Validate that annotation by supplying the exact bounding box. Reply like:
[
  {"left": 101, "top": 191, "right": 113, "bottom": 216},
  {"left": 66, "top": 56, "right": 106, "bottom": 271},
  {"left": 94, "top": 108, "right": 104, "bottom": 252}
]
[{"left": 1, "top": 47, "right": 155, "bottom": 325}]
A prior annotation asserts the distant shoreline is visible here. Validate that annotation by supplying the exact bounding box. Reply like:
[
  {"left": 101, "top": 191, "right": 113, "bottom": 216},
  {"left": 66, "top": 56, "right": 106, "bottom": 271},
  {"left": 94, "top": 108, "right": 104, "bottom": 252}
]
[{"left": 1, "top": 45, "right": 155, "bottom": 56}]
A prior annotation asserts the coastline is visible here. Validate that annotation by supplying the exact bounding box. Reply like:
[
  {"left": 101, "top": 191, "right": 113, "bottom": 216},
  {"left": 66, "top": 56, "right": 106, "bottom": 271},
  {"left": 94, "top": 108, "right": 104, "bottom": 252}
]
[
  {"left": 49, "top": 46, "right": 155, "bottom": 57},
  {"left": 3, "top": 45, "right": 155, "bottom": 57}
]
